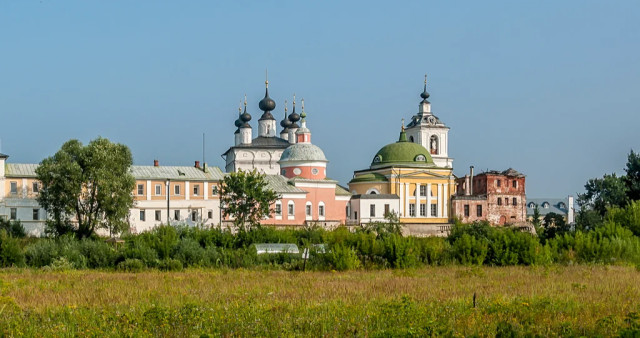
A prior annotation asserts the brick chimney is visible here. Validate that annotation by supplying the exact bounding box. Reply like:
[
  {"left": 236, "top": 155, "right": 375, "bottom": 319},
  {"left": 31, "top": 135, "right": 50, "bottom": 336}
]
[
  {"left": 154, "top": 159, "right": 159, "bottom": 167},
  {"left": 195, "top": 161, "right": 200, "bottom": 169}
]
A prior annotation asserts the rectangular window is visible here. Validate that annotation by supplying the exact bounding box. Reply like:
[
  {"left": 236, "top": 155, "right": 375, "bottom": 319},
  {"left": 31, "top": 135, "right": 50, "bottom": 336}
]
[
  {"left": 505, "top": 198, "right": 509, "bottom": 206},
  {"left": 420, "top": 203, "right": 426, "bottom": 216},
  {"left": 384, "top": 204, "right": 390, "bottom": 215},
  {"left": 319, "top": 205, "right": 325, "bottom": 217},
  {"left": 409, "top": 204, "right": 416, "bottom": 217},
  {"left": 10, "top": 208, "right": 17, "bottom": 220},
  {"left": 174, "top": 185, "right": 181, "bottom": 195},
  {"left": 497, "top": 197, "right": 502, "bottom": 206},
  {"left": 139, "top": 210, "right": 146, "bottom": 221},
  {"left": 174, "top": 210, "right": 180, "bottom": 220},
  {"left": 155, "top": 210, "right": 161, "bottom": 221},
  {"left": 191, "top": 211, "right": 197, "bottom": 222},
  {"left": 137, "top": 184, "right": 144, "bottom": 195},
  {"left": 32, "top": 182, "right": 39, "bottom": 193},
  {"left": 33, "top": 209, "right": 39, "bottom": 220},
  {"left": 497, "top": 179, "right": 501, "bottom": 187},
  {"left": 193, "top": 185, "right": 200, "bottom": 196},
  {"left": 306, "top": 205, "right": 312, "bottom": 216},
  {"left": 275, "top": 204, "right": 282, "bottom": 216},
  {"left": 10, "top": 182, "right": 17, "bottom": 194},
  {"left": 208, "top": 210, "right": 213, "bottom": 219},
  {"left": 464, "top": 205, "right": 470, "bottom": 217},
  {"left": 288, "top": 203, "right": 294, "bottom": 215},
  {"left": 512, "top": 180, "right": 517, "bottom": 188},
  {"left": 155, "top": 184, "right": 161, "bottom": 195},
  {"left": 512, "top": 197, "right": 517, "bottom": 206},
  {"left": 212, "top": 185, "right": 218, "bottom": 196},
  {"left": 477, "top": 205, "right": 483, "bottom": 217},
  {"left": 431, "top": 204, "right": 437, "bottom": 217},
  {"left": 370, "top": 204, "right": 376, "bottom": 217},
  {"left": 419, "top": 185, "right": 426, "bottom": 196}
]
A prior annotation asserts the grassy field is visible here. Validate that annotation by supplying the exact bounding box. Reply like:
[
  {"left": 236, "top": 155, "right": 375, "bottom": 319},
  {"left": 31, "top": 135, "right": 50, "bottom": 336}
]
[{"left": 0, "top": 266, "right": 638, "bottom": 336}]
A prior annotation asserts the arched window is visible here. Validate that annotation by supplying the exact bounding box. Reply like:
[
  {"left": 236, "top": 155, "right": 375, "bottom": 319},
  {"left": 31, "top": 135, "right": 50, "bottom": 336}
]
[
  {"left": 542, "top": 202, "right": 550, "bottom": 209},
  {"left": 409, "top": 136, "right": 414, "bottom": 143},
  {"left": 275, "top": 201, "right": 282, "bottom": 217},
  {"left": 528, "top": 202, "right": 536, "bottom": 209},
  {"left": 366, "top": 188, "right": 380, "bottom": 195},
  {"left": 318, "top": 201, "right": 325, "bottom": 220}
]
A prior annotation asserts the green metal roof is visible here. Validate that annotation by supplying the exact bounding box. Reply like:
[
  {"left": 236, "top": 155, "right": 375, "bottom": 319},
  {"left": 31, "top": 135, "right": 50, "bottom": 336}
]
[
  {"left": 131, "top": 165, "right": 224, "bottom": 181},
  {"left": 370, "top": 130, "right": 434, "bottom": 169},
  {"left": 349, "top": 172, "right": 388, "bottom": 183},
  {"left": 5, "top": 163, "right": 38, "bottom": 178},
  {"left": 263, "top": 175, "right": 307, "bottom": 194},
  {"left": 335, "top": 184, "right": 352, "bottom": 196}
]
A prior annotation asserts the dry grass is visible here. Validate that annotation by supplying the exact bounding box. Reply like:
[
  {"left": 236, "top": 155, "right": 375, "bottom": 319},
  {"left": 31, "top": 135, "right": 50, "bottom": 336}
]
[{"left": 0, "top": 265, "right": 638, "bottom": 336}]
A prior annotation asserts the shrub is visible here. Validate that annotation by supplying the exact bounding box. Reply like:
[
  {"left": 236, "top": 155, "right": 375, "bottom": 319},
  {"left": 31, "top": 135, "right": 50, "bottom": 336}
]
[
  {"left": 382, "top": 234, "right": 419, "bottom": 268},
  {"left": 158, "top": 258, "right": 183, "bottom": 271},
  {"left": 78, "top": 239, "right": 117, "bottom": 268},
  {"left": 123, "top": 240, "right": 159, "bottom": 268},
  {"left": 451, "top": 233, "right": 488, "bottom": 265},
  {"left": 0, "top": 230, "right": 25, "bottom": 267},
  {"left": 25, "top": 239, "right": 59, "bottom": 267},
  {"left": 0, "top": 219, "right": 26, "bottom": 238},
  {"left": 174, "top": 238, "right": 205, "bottom": 267},
  {"left": 44, "top": 257, "right": 75, "bottom": 271},
  {"left": 117, "top": 258, "right": 145, "bottom": 272},
  {"left": 328, "top": 244, "right": 361, "bottom": 271}
]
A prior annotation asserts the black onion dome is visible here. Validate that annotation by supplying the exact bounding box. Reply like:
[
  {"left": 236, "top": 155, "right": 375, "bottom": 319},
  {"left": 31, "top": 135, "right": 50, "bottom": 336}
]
[
  {"left": 234, "top": 117, "right": 243, "bottom": 128},
  {"left": 288, "top": 106, "right": 300, "bottom": 124},
  {"left": 258, "top": 88, "right": 276, "bottom": 112},
  {"left": 420, "top": 75, "right": 430, "bottom": 102},
  {"left": 240, "top": 105, "right": 252, "bottom": 123}
]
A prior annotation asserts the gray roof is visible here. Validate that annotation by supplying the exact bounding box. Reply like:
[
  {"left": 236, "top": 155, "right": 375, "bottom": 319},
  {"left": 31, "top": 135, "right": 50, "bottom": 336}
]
[
  {"left": 0, "top": 153, "right": 8, "bottom": 159},
  {"left": 5, "top": 163, "right": 224, "bottom": 181},
  {"left": 6, "top": 163, "right": 38, "bottom": 178},
  {"left": 406, "top": 113, "right": 445, "bottom": 128},
  {"left": 452, "top": 195, "right": 488, "bottom": 201},
  {"left": 351, "top": 194, "right": 399, "bottom": 200},
  {"left": 526, "top": 198, "right": 577, "bottom": 216},
  {"left": 222, "top": 136, "right": 291, "bottom": 156},
  {"left": 131, "top": 165, "right": 224, "bottom": 181},
  {"left": 263, "top": 175, "right": 307, "bottom": 194},
  {"left": 279, "top": 143, "right": 328, "bottom": 163},
  {"left": 336, "top": 184, "right": 352, "bottom": 196}
]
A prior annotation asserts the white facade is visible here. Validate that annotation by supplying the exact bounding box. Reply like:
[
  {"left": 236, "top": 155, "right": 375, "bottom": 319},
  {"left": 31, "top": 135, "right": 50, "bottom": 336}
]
[
  {"left": 224, "top": 148, "right": 286, "bottom": 175},
  {"left": 405, "top": 100, "right": 453, "bottom": 168},
  {"left": 348, "top": 194, "right": 400, "bottom": 224}
]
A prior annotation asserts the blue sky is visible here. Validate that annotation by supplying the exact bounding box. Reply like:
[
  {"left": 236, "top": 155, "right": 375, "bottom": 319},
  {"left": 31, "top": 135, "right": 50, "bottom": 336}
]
[{"left": 2, "top": 1, "right": 639, "bottom": 197}]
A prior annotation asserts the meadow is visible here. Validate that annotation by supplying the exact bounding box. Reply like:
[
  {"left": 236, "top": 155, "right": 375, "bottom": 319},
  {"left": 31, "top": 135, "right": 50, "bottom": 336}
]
[{"left": 0, "top": 265, "right": 639, "bottom": 336}]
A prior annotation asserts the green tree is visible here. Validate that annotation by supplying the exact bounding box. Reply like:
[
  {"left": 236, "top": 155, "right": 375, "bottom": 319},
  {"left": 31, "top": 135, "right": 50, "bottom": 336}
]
[
  {"left": 221, "top": 169, "right": 278, "bottom": 230},
  {"left": 36, "top": 137, "right": 136, "bottom": 238},
  {"left": 578, "top": 173, "right": 628, "bottom": 216},
  {"left": 624, "top": 150, "right": 640, "bottom": 201},
  {"left": 531, "top": 205, "right": 542, "bottom": 228}
]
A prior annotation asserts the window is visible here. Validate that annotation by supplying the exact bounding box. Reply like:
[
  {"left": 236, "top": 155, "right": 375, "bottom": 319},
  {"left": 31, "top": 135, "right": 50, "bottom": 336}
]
[
  {"left": 312, "top": 168, "right": 319, "bottom": 175},
  {"left": 477, "top": 205, "right": 482, "bottom": 217},
  {"left": 497, "top": 198, "right": 502, "bottom": 206},
  {"left": 318, "top": 205, "right": 325, "bottom": 217},
  {"left": 281, "top": 169, "right": 286, "bottom": 175},
  {"left": 10, "top": 182, "right": 17, "bottom": 194},
  {"left": 505, "top": 198, "right": 509, "bottom": 206},
  {"left": 33, "top": 209, "right": 39, "bottom": 221},
  {"left": 512, "top": 198, "right": 517, "bottom": 206},
  {"left": 431, "top": 204, "right": 437, "bottom": 216},
  {"left": 354, "top": 211, "right": 358, "bottom": 220},
  {"left": 155, "top": 184, "right": 161, "bottom": 195},
  {"left": 370, "top": 204, "right": 376, "bottom": 217},
  {"left": 275, "top": 203, "right": 282, "bottom": 216},
  {"left": 212, "top": 185, "right": 218, "bottom": 196},
  {"left": 542, "top": 202, "right": 549, "bottom": 209},
  {"left": 384, "top": 204, "right": 390, "bottom": 215},
  {"left": 139, "top": 210, "right": 146, "bottom": 221},
  {"left": 306, "top": 204, "right": 312, "bottom": 217},
  {"left": 174, "top": 210, "right": 180, "bottom": 220},
  {"left": 419, "top": 185, "right": 426, "bottom": 196},
  {"left": 137, "top": 184, "right": 144, "bottom": 195},
  {"left": 512, "top": 180, "right": 517, "bottom": 188},
  {"left": 464, "top": 205, "right": 470, "bottom": 217},
  {"left": 346, "top": 206, "right": 351, "bottom": 218},
  {"left": 155, "top": 210, "right": 161, "bottom": 221},
  {"left": 409, "top": 204, "right": 416, "bottom": 217},
  {"left": 32, "top": 182, "right": 39, "bottom": 193},
  {"left": 191, "top": 211, "right": 197, "bottom": 222},
  {"left": 420, "top": 203, "right": 426, "bottom": 216},
  {"left": 10, "top": 208, "right": 17, "bottom": 220},
  {"left": 193, "top": 185, "right": 200, "bottom": 196},
  {"left": 208, "top": 210, "right": 213, "bottom": 219},
  {"left": 528, "top": 202, "right": 536, "bottom": 208},
  {"left": 497, "top": 180, "right": 501, "bottom": 187},
  {"left": 174, "top": 185, "right": 181, "bottom": 195},
  {"left": 288, "top": 202, "right": 294, "bottom": 216}
]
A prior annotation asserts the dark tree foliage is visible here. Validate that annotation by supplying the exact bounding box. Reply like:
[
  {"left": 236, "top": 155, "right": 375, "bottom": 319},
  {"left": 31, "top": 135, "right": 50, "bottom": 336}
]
[
  {"left": 36, "top": 138, "right": 136, "bottom": 238},
  {"left": 221, "top": 169, "right": 279, "bottom": 230},
  {"left": 624, "top": 150, "right": 640, "bottom": 201},
  {"left": 0, "top": 219, "right": 26, "bottom": 238},
  {"left": 578, "top": 173, "right": 628, "bottom": 216}
]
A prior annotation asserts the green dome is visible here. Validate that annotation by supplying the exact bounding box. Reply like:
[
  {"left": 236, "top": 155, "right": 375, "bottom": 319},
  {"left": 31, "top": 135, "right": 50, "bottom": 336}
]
[
  {"left": 371, "top": 131, "right": 434, "bottom": 168},
  {"left": 349, "top": 173, "right": 388, "bottom": 184}
]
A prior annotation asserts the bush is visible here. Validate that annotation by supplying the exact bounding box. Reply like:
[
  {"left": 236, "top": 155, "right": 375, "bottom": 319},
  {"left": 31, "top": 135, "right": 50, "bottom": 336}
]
[
  {"left": 328, "top": 244, "right": 361, "bottom": 271},
  {"left": 44, "top": 257, "right": 75, "bottom": 271},
  {"left": 123, "top": 240, "right": 159, "bottom": 268},
  {"left": 0, "top": 219, "right": 26, "bottom": 238},
  {"left": 117, "top": 258, "right": 145, "bottom": 272},
  {"left": 25, "top": 239, "right": 59, "bottom": 267},
  {"left": 174, "top": 238, "right": 205, "bottom": 267},
  {"left": 78, "top": 239, "right": 118, "bottom": 268},
  {"left": 451, "top": 233, "right": 488, "bottom": 265},
  {"left": 0, "top": 230, "right": 25, "bottom": 267},
  {"left": 158, "top": 258, "right": 183, "bottom": 271}
]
